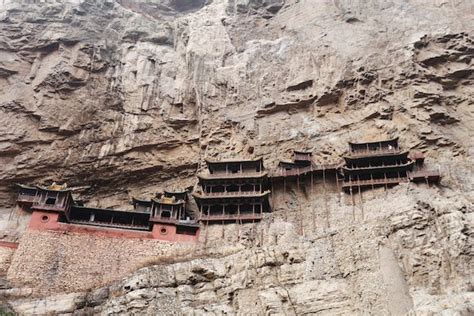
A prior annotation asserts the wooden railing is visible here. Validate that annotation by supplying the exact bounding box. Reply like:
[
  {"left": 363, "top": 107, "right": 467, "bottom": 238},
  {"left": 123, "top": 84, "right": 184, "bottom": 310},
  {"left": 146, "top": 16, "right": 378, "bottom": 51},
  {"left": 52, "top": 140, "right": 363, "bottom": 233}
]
[
  {"left": 149, "top": 217, "right": 199, "bottom": 226},
  {"left": 408, "top": 170, "right": 440, "bottom": 179},
  {"left": 199, "top": 191, "right": 263, "bottom": 197},
  {"left": 342, "top": 177, "right": 408, "bottom": 188},
  {"left": 17, "top": 194, "right": 36, "bottom": 202},
  {"left": 32, "top": 201, "right": 66, "bottom": 211},
  {"left": 203, "top": 171, "right": 266, "bottom": 178},
  {"left": 343, "top": 161, "right": 412, "bottom": 170},
  {"left": 199, "top": 213, "right": 263, "bottom": 221},
  {"left": 347, "top": 148, "right": 402, "bottom": 158},
  {"left": 271, "top": 164, "right": 339, "bottom": 178},
  {"left": 69, "top": 219, "right": 149, "bottom": 231}
]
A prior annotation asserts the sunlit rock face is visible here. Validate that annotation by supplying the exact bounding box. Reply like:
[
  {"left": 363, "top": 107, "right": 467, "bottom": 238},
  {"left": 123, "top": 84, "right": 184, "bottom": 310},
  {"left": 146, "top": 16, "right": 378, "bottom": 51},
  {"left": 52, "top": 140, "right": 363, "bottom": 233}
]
[{"left": 0, "top": 0, "right": 473, "bottom": 314}]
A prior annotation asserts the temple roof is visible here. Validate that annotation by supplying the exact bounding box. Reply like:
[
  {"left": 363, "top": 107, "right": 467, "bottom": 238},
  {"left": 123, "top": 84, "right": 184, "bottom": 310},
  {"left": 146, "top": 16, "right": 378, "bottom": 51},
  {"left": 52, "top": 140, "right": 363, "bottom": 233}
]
[
  {"left": 348, "top": 137, "right": 399, "bottom": 146},
  {"left": 205, "top": 157, "right": 263, "bottom": 167},
  {"left": 278, "top": 161, "right": 296, "bottom": 168},
  {"left": 343, "top": 150, "right": 409, "bottom": 162},
  {"left": 164, "top": 189, "right": 188, "bottom": 195},
  {"left": 36, "top": 185, "right": 72, "bottom": 193},
  {"left": 132, "top": 197, "right": 152, "bottom": 205},
  {"left": 293, "top": 150, "right": 312, "bottom": 155},
  {"left": 152, "top": 197, "right": 185, "bottom": 205},
  {"left": 16, "top": 183, "right": 36, "bottom": 191}
]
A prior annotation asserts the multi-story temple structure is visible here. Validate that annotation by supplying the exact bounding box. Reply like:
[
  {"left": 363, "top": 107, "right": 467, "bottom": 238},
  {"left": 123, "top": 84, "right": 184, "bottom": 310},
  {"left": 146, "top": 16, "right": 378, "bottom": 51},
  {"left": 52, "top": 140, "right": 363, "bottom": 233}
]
[
  {"left": 193, "top": 158, "right": 271, "bottom": 223},
  {"left": 340, "top": 138, "right": 440, "bottom": 191},
  {"left": 149, "top": 190, "right": 200, "bottom": 237},
  {"left": 15, "top": 184, "right": 199, "bottom": 242},
  {"left": 13, "top": 138, "right": 441, "bottom": 243}
]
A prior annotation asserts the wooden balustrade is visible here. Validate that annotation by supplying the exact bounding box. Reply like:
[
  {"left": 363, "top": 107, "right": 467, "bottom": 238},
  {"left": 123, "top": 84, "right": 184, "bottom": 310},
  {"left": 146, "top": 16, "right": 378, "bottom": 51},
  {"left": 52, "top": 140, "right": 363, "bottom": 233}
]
[
  {"left": 69, "top": 219, "right": 149, "bottom": 230},
  {"left": 204, "top": 171, "right": 266, "bottom": 178},
  {"left": 199, "top": 213, "right": 263, "bottom": 221},
  {"left": 347, "top": 147, "right": 401, "bottom": 158},
  {"left": 201, "top": 191, "right": 263, "bottom": 197},
  {"left": 342, "top": 177, "right": 408, "bottom": 188},
  {"left": 270, "top": 163, "right": 338, "bottom": 178}
]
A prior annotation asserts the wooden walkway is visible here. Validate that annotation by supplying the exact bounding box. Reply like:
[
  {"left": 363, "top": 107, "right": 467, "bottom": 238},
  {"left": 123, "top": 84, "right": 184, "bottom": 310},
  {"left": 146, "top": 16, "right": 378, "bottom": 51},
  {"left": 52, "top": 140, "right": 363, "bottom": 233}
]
[
  {"left": 270, "top": 164, "right": 339, "bottom": 179},
  {"left": 342, "top": 177, "right": 409, "bottom": 190},
  {"left": 199, "top": 213, "right": 262, "bottom": 222}
]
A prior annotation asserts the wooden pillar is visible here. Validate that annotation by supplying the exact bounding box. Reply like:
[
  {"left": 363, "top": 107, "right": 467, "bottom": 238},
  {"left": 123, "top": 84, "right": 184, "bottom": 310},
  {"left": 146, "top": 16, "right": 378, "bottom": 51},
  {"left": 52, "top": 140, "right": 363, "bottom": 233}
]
[
  {"left": 283, "top": 178, "right": 287, "bottom": 221},
  {"left": 237, "top": 203, "right": 241, "bottom": 240},
  {"left": 221, "top": 203, "right": 225, "bottom": 238},
  {"left": 350, "top": 187, "right": 355, "bottom": 221}
]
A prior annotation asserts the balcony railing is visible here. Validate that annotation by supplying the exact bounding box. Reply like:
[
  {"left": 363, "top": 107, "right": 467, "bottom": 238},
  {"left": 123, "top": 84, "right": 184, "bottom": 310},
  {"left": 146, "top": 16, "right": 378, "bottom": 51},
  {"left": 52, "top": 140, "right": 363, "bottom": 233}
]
[
  {"left": 408, "top": 170, "right": 441, "bottom": 180},
  {"left": 342, "top": 177, "right": 409, "bottom": 188},
  {"left": 69, "top": 219, "right": 149, "bottom": 231},
  {"left": 17, "top": 194, "right": 36, "bottom": 203},
  {"left": 149, "top": 217, "right": 199, "bottom": 226},
  {"left": 199, "top": 213, "right": 263, "bottom": 221},
  {"left": 346, "top": 148, "right": 402, "bottom": 158},
  {"left": 32, "top": 202, "right": 66, "bottom": 211},
  {"left": 343, "top": 161, "right": 413, "bottom": 170},
  {"left": 200, "top": 191, "right": 263, "bottom": 197},
  {"left": 201, "top": 171, "right": 266, "bottom": 178},
  {"left": 271, "top": 163, "right": 339, "bottom": 178}
]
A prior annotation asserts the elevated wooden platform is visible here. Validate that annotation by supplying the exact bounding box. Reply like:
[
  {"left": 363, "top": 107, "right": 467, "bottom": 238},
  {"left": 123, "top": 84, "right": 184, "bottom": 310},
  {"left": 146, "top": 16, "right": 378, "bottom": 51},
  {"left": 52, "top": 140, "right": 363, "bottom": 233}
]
[
  {"left": 342, "top": 177, "right": 409, "bottom": 190},
  {"left": 69, "top": 219, "right": 150, "bottom": 231},
  {"left": 199, "top": 213, "right": 263, "bottom": 222},
  {"left": 408, "top": 170, "right": 441, "bottom": 183},
  {"left": 270, "top": 164, "right": 339, "bottom": 180}
]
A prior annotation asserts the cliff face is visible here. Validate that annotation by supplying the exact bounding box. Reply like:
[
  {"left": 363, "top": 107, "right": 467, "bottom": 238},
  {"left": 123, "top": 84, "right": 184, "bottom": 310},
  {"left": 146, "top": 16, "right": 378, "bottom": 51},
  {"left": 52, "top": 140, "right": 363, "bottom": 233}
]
[{"left": 0, "top": 0, "right": 473, "bottom": 315}]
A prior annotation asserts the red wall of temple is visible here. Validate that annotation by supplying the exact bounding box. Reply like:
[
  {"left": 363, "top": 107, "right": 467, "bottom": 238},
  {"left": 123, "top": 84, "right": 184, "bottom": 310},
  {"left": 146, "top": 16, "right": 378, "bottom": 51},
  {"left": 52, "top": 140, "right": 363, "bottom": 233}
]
[
  {"left": 27, "top": 210, "right": 199, "bottom": 243},
  {"left": 0, "top": 241, "right": 18, "bottom": 249},
  {"left": 151, "top": 224, "right": 200, "bottom": 243}
]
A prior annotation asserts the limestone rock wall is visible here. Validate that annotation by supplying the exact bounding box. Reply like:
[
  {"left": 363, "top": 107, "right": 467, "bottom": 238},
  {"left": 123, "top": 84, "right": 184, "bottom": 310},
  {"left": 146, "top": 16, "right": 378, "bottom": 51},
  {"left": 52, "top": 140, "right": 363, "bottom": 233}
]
[{"left": 0, "top": 0, "right": 473, "bottom": 315}]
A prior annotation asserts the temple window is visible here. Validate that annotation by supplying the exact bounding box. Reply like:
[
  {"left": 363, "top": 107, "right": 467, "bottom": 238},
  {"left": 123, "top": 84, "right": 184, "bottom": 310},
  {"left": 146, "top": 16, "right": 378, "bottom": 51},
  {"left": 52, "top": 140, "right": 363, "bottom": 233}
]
[{"left": 45, "top": 197, "right": 57, "bottom": 205}]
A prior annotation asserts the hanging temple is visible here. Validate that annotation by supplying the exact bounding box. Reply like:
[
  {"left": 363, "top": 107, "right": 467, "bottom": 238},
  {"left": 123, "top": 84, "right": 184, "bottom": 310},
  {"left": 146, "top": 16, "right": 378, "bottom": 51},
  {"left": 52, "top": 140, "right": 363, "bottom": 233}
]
[{"left": 14, "top": 138, "right": 441, "bottom": 243}]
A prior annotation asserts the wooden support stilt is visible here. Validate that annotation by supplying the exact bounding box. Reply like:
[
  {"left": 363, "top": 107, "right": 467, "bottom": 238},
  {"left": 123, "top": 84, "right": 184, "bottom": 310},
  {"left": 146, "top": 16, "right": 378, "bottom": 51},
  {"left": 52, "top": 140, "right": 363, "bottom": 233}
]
[
  {"left": 323, "top": 167, "right": 329, "bottom": 229},
  {"left": 359, "top": 188, "right": 364, "bottom": 220},
  {"left": 297, "top": 175, "right": 303, "bottom": 236},
  {"left": 221, "top": 204, "right": 225, "bottom": 239},
  {"left": 204, "top": 217, "right": 209, "bottom": 246},
  {"left": 350, "top": 187, "right": 355, "bottom": 221},
  {"left": 283, "top": 178, "right": 287, "bottom": 222},
  {"left": 237, "top": 204, "right": 241, "bottom": 241},
  {"left": 311, "top": 171, "right": 316, "bottom": 231},
  {"left": 271, "top": 179, "right": 274, "bottom": 209}
]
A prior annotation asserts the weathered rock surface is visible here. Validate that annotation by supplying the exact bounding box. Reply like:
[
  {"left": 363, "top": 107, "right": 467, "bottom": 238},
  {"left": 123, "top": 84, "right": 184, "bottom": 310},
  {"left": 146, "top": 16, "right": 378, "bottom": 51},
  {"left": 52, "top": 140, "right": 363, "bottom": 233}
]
[{"left": 0, "top": 0, "right": 473, "bottom": 314}]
